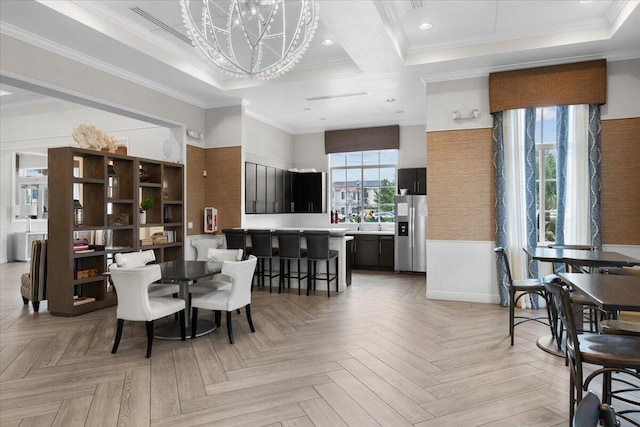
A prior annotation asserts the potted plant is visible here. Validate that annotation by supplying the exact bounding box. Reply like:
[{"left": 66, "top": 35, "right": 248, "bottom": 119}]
[{"left": 140, "top": 197, "right": 154, "bottom": 224}]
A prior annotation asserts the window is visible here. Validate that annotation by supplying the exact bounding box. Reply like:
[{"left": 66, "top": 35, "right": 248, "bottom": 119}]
[
  {"left": 534, "top": 107, "right": 557, "bottom": 244},
  {"left": 330, "top": 150, "right": 397, "bottom": 224}
]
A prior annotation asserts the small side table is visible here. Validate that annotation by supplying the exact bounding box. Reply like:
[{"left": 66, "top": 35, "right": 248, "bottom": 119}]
[{"left": 14, "top": 232, "right": 48, "bottom": 261}]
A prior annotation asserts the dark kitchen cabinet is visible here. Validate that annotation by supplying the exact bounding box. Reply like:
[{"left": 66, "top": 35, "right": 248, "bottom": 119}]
[
  {"left": 353, "top": 234, "right": 379, "bottom": 268},
  {"left": 350, "top": 233, "right": 395, "bottom": 270},
  {"left": 379, "top": 235, "right": 395, "bottom": 268},
  {"left": 287, "top": 171, "right": 325, "bottom": 213},
  {"left": 265, "top": 166, "right": 276, "bottom": 214},
  {"left": 397, "top": 167, "right": 426, "bottom": 195},
  {"left": 246, "top": 162, "right": 286, "bottom": 214},
  {"left": 346, "top": 238, "right": 354, "bottom": 286},
  {"left": 246, "top": 162, "right": 325, "bottom": 214}
]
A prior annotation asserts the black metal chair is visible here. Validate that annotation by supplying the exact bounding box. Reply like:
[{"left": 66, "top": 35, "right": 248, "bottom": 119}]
[
  {"left": 572, "top": 390, "right": 621, "bottom": 427},
  {"left": 222, "top": 228, "right": 251, "bottom": 258},
  {"left": 303, "top": 231, "right": 339, "bottom": 297},
  {"left": 494, "top": 247, "right": 552, "bottom": 345},
  {"left": 247, "top": 229, "right": 280, "bottom": 292},
  {"left": 276, "top": 230, "right": 308, "bottom": 295},
  {"left": 545, "top": 275, "right": 640, "bottom": 423}
]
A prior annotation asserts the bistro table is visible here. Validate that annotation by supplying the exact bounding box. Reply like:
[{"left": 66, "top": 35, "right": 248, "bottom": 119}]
[
  {"left": 524, "top": 247, "right": 640, "bottom": 356},
  {"left": 154, "top": 260, "right": 222, "bottom": 339},
  {"left": 524, "top": 247, "right": 640, "bottom": 269},
  {"left": 559, "top": 273, "right": 640, "bottom": 314}
]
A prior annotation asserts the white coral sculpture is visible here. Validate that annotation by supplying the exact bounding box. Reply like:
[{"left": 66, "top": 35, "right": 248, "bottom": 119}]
[{"left": 72, "top": 124, "right": 119, "bottom": 152}]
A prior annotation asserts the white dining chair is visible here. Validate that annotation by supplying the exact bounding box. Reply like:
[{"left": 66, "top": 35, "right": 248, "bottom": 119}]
[
  {"left": 110, "top": 264, "right": 186, "bottom": 357},
  {"left": 188, "top": 248, "right": 244, "bottom": 294},
  {"left": 191, "top": 255, "right": 257, "bottom": 344},
  {"left": 112, "top": 250, "right": 179, "bottom": 297}
]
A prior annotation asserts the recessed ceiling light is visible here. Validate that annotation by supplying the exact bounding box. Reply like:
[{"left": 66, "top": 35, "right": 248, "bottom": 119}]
[
  {"left": 0, "top": 90, "right": 12, "bottom": 96},
  {"left": 419, "top": 22, "right": 433, "bottom": 30},
  {"left": 579, "top": 0, "right": 592, "bottom": 3},
  {"left": 322, "top": 39, "right": 334, "bottom": 46},
  {"left": 386, "top": 98, "right": 396, "bottom": 103}
]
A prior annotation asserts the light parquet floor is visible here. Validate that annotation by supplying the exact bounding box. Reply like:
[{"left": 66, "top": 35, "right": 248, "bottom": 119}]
[{"left": 0, "top": 261, "right": 631, "bottom": 426}]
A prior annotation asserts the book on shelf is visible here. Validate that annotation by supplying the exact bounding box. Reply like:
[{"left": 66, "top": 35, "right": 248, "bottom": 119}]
[
  {"left": 72, "top": 296, "right": 96, "bottom": 306},
  {"left": 73, "top": 245, "right": 90, "bottom": 251},
  {"left": 74, "top": 248, "right": 95, "bottom": 254}
]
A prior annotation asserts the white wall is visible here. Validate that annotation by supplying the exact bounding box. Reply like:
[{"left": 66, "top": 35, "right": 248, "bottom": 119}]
[
  {"left": 601, "top": 58, "right": 640, "bottom": 120},
  {"left": 205, "top": 106, "right": 243, "bottom": 148},
  {"left": 426, "top": 76, "right": 492, "bottom": 132},
  {"left": 244, "top": 114, "right": 294, "bottom": 169}
]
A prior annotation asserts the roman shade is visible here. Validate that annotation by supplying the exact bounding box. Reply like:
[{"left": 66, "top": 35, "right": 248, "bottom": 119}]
[
  {"left": 325, "top": 125, "right": 399, "bottom": 154},
  {"left": 489, "top": 60, "right": 607, "bottom": 113}
]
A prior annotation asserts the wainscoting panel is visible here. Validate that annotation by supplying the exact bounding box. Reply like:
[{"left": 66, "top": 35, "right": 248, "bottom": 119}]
[{"left": 426, "top": 240, "right": 500, "bottom": 304}]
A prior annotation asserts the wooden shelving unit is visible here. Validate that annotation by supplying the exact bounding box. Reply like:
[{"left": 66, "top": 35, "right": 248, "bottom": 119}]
[{"left": 47, "top": 147, "right": 184, "bottom": 316}]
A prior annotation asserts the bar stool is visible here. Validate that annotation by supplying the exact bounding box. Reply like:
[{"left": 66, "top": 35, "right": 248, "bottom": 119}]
[
  {"left": 303, "top": 231, "right": 339, "bottom": 298},
  {"left": 247, "top": 229, "right": 279, "bottom": 292},
  {"left": 276, "top": 230, "right": 308, "bottom": 295},
  {"left": 222, "top": 228, "right": 251, "bottom": 258}
]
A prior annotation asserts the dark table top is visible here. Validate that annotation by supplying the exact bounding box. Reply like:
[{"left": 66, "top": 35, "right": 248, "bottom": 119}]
[
  {"left": 524, "top": 247, "right": 640, "bottom": 268},
  {"left": 559, "top": 273, "right": 640, "bottom": 312},
  {"left": 159, "top": 260, "right": 222, "bottom": 281}
]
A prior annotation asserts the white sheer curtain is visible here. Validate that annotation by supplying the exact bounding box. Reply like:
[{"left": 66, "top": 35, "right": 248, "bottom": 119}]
[
  {"left": 564, "top": 105, "right": 591, "bottom": 245},
  {"left": 502, "top": 109, "right": 529, "bottom": 282}
]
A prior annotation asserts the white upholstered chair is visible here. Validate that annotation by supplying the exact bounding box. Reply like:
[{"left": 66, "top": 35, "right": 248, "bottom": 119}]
[
  {"left": 191, "top": 255, "right": 257, "bottom": 344},
  {"left": 110, "top": 264, "right": 186, "bottom": 357},
  {"left": 188, "top": 248, "right": 243, "bottom": 294},
  {"left": 112, "top": 250, "right": 178, "bottom": 297}
]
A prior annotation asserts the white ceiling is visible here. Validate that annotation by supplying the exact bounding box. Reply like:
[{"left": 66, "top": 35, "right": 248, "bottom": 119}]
[{"left": 1, "top": 0, "right": 639, "bottom": 134}]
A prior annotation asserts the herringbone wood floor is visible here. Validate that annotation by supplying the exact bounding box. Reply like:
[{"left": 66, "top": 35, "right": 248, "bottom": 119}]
[{"left": 0, "top": 261, "right": 617, "bottom": 426}]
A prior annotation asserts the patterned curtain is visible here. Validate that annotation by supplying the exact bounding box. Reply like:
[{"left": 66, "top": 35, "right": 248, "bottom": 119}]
[
  {"left": 555, "top": 106, "right": 569, "bottom": 248},
  {"left": 589, "top": 104, "right": 602, "bottom": 250},
  {"left": 524, "top": 108, "right": 539, "bottom": 308},
  {"left": 493, "top": 111, "right": 509, "bottom": 307}
]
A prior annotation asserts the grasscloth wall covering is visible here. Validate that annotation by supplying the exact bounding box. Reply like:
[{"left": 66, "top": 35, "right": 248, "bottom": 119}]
[
  {"left": 427, "top": 128, "right": 495, "bottom": 241},
  {"left": 489, "top": 60, "right": 607, "bottom": 113},
  {"left": 205, "top": 146, "right": 242, "bottom": 233},
  {"left": 186, "top": 145, "right": 206, "bottom": 235},
  {"left": 601, "top": 117, "right": 640, "bottom": 245}
]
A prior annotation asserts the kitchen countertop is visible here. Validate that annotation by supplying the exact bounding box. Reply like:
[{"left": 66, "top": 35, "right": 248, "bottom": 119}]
[
  {"left": 234, "top": 227, "right": 351, "bottom": 237},
  {"left": 346, "top": 230, "right": 394, "bottom": 236}
]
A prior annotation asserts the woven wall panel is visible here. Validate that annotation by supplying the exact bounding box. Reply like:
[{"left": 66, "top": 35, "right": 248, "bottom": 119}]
[
  {"left": 601, "top": 117, "right": 640, "bottom": 245},
  {"left": 186, "top": 145, "right": 206, "bottom": 235},
  {"left": 489, "top": 60, "right": 606, "bottom": 113},
  {"left": 205, "top": 146, "right": 242, "bottom": 233},
  {"left": 325, "top": 125, "right": 399, "bottom": 154},
  {"left": 427, "top": 128, "right": 495, "bottom": 241}
]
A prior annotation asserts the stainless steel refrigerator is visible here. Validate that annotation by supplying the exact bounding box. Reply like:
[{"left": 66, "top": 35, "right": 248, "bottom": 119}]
[{"left": 394, "top": 195, "right": 427, "bottom": 272}]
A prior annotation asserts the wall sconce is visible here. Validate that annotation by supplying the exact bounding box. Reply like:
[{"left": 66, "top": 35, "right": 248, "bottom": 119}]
[
  {"left": 186, "top": 129, "right": 204, "bottom": 139},
  {"left": 452, "top": 109, "right": 480, "bottom": 121}
]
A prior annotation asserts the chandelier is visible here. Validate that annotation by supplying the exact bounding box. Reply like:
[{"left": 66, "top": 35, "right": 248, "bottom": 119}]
[{"left": 180, "top": 0, "right": 319, "bottom": 80}]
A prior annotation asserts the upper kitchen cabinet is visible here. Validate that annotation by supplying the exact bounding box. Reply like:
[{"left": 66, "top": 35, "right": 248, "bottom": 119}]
[
  {"left": 287, "top": 171, "right": 326, "bottom": 213},
  {"left": 245, "top": 162, "right": 326, "bottom": 214},
  {"left": 245, "top": 162, "right": 286, "bottom": 214},
  {"left": 397, "top": 168, "right": 426, "bottom": 195}
]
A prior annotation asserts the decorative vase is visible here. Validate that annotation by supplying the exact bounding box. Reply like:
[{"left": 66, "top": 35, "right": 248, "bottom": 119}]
[
  {"left": 140, "top": 211, "right": 147, "bottom": 225},
  {"left": 139, "top": 168, "right": 150, "bottom": 182}
]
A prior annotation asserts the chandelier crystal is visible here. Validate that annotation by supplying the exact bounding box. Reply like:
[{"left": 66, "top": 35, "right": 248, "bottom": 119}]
[{"left": 180, "top": 0, "right": 319, "bottom": 80}]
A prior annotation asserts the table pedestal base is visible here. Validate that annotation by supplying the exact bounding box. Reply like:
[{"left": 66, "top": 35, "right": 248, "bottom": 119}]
[
  {"left": 154, "top": 319, "right": 216, "bottom": 340},
  {"left": 536, "top": 334, "right": 565, "bottom": 358}
]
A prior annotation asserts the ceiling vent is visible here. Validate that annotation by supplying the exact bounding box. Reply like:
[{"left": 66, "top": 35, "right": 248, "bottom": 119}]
[
  {"left": 411, "top": 0, "right": 424, "bottom": 9},
  {"left": 306, "top": 92, "right": 369, "bottom": 101},
  {"left": 130, "top": 7, "right": 193, "bottom": 46}
]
